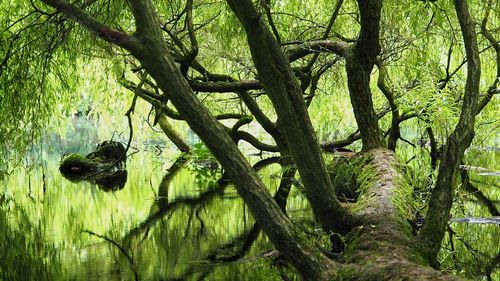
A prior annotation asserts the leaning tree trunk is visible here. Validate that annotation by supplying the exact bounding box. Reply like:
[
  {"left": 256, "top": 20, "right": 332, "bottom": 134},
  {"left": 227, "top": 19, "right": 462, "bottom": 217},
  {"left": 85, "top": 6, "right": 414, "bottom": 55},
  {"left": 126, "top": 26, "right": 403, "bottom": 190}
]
[
  {"left": 225, "top": 0, "right": 356, "bottom": 235},
  {"left": 417, "top": 0, "right": 480, "bottom": 266},
  {"left": 329, "top": 149, "right": 464, "bottom": 280}
]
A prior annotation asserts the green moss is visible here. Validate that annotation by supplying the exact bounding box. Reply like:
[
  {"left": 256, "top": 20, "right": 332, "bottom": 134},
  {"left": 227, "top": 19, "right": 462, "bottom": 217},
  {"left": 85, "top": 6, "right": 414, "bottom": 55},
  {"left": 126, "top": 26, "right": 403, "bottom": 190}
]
[
  {"left": 392, "top": 174, "right": 417, "bottom": 222},
  {"left": 60, "top": 153, "right": 86, "bottom": 165},
  {"left": 87, "top": 141, "right": 125, "bottom": 161},
  {"left": 58, "top": 142, "right": 127, "bottom": 191},
  {"left": 342, "top": 226, "right": 363, "bottom": 262},
  {"left": 327, "top": 156, "right": 374, "bottom": 203},
  {"left": 59, "top": 153, "right": 97, "bottom": 180},
  {"left": 354, "top": 158, "right": 377, "bottom": 197}
]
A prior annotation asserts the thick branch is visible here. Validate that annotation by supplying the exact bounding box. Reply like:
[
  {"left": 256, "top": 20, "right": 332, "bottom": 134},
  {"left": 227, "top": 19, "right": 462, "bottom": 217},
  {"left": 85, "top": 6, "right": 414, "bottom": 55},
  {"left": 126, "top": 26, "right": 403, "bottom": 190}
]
[
  {"left": 376, "top": 60, "right": 400, "bottom": 151},
  {"left": 345, "top": 0, "right": 385, "bottom": 150},
  {"left": 156, "top": 113, "right": 191, "bottom": 152},
  {"left": 189, "top": 79, "right": 262, "bottom": 92},
  {"left": 121, "top": 79, "right": 246, "bottom": 121},
  {"left": 237, "top": 90, "right": 280, "bottom": 139},
  {"left": 181, "top": 0, "right": 198, "bottom": 75},
  {"left": 286, "top": 40, "right": 349, "bottom": 61},
  {"left": 321, "top": 109, "right": 418, "bottom": 152},
  {"left": 40, "top": 0, "right": 137, "bottom": 50},
  {"left": 233, "top": 130, "right": 280, "bottom": 152},
  {"left": 304, "top": 0, "right": 345, "bottom": 72},
  {"left": 418, "top": 0, "right": 481, "bottom": 265},
  {"left": 189, "top": 69, "right": 280, "bottom": 139}
]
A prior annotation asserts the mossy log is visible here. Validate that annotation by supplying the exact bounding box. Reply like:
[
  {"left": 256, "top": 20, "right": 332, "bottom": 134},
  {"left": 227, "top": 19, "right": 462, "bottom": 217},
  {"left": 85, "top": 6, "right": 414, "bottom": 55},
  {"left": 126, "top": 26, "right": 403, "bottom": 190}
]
[
  {"left": 59, "top": 141, "right": 127, "bottom": 191},
  {"left": 327, "top": 149, "right": 464, "bottom": 280}
]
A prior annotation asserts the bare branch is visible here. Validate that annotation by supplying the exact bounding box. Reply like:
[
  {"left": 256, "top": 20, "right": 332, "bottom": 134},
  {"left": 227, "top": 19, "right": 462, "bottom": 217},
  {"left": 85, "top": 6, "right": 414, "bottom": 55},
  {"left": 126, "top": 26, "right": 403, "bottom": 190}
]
[{"left": 286, "top": 40, "right": 349, "bottom": 61}]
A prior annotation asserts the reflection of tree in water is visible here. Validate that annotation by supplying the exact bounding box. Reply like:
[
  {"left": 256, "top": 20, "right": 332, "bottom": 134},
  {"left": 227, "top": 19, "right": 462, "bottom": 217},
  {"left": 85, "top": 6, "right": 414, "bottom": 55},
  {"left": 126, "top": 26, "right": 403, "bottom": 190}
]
[
  {"left": 120, "top": 154, "right": 296, "bottom": 280},
  {"left": 450, "top": 162, "right": 500, "bottom": 281}
]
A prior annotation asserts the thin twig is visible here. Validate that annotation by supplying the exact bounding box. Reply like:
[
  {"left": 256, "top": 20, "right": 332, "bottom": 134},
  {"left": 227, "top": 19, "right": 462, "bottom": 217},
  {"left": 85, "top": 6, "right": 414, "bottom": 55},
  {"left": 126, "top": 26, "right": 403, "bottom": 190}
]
[{"left": 82, "top": 229, "right": 139, "bottom": 281}]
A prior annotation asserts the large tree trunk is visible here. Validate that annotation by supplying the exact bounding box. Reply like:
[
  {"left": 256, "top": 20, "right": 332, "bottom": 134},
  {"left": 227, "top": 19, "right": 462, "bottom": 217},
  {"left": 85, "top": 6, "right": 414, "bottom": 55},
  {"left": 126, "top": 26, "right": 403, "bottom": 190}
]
[
  {"left": 225, "top": 0, "right": 356, "bottom": 235},
  {"left": 332, "top": 149, "right": 463, "bottom": 280}
]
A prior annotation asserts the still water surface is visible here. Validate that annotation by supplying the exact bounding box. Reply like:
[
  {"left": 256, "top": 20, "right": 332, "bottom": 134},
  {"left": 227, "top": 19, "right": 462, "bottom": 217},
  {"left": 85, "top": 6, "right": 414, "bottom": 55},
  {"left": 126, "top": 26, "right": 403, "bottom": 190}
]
[
  {"left": 0, "top": 146, "right": 498, "bottom": 280},
  {"left": 1, "top": 149, "right": 311, "bottom": 281}
]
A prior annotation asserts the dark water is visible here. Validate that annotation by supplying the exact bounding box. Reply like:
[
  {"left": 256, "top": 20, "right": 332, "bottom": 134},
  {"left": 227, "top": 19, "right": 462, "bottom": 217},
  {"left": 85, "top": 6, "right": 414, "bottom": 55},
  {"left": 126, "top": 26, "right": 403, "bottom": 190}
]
[{"left": 0, "top": 146, "right": 498, "bottom": 280}]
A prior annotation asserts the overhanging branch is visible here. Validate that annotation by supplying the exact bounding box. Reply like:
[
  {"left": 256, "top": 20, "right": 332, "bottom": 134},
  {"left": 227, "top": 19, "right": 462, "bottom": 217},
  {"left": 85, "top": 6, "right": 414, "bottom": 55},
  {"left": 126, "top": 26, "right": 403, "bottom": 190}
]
[{"left": 40, "top": 0, "right": 137, "bottom": 50}]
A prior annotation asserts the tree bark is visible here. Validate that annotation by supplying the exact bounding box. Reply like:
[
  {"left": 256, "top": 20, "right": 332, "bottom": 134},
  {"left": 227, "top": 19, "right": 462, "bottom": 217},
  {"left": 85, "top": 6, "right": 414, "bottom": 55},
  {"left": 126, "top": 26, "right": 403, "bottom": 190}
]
[
  {"left": 345, "top": 0, "right": 386, "bottom": 151},
  {"left": 225, "top": 0, "right": 357, "bottom": 236},
  {"left": 157, "top": 113, "right": 191, "bottom": 153},
  {"left": 334, "top": 149, "right": 464, "bottom": 280},
  {"left": 417, "top": 0, "right": 480, "bottom": 266},
  {"left": 377, "top": 60, "right": 400, "bottom": 150}
]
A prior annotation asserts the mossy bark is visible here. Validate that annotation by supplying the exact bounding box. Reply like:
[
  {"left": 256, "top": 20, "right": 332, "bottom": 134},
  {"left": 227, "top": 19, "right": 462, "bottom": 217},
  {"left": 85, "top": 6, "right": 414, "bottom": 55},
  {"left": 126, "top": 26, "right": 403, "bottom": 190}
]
[
  {"left": 332, "top": 149, "right": 464, "bottom": 280},
  {"left": 59, "top": 141, "right": 127, "bottom": 191},
  {"left": 157, "top": 113, "right": 191, "bottom": 152}
]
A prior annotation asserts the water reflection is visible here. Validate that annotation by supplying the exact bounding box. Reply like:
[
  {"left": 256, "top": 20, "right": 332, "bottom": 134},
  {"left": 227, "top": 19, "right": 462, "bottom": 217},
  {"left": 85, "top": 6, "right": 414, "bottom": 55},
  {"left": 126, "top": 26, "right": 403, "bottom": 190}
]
[
  {"left": 0, "top": 150, "right": 296, "bottom": 280},
  {"left": 0, "top": 148, "right": 498, "bottom": 280}
]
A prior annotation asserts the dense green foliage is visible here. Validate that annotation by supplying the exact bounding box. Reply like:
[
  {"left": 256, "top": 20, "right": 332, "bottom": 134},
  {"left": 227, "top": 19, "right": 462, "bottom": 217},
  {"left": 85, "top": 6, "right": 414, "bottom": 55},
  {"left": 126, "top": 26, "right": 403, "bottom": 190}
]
[{"left": 1, "top": 1, "right": 497, "bottom": 160}]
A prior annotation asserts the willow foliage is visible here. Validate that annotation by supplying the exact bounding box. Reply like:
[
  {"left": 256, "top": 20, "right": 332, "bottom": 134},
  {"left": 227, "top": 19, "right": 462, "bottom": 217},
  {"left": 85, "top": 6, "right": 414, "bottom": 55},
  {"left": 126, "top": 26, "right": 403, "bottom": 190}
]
[{"left": 0, "top": 0, "right": 498, "bottom": 172}]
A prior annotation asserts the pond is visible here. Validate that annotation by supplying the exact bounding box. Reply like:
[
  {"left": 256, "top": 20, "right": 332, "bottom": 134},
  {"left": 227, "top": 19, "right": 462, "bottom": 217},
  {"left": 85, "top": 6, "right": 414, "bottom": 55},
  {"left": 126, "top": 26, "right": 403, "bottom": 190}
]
[
  {"left": 0, "top": 148, "right": 313, "bottom": 281},
  {"left": 0, "top": 144, "right": 498, "bottom": 280}
]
